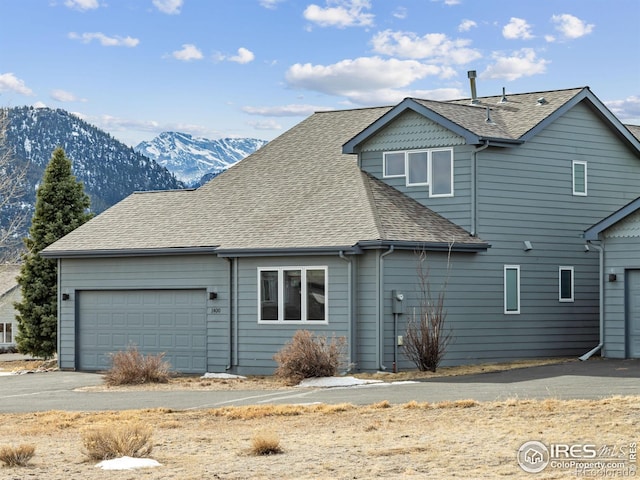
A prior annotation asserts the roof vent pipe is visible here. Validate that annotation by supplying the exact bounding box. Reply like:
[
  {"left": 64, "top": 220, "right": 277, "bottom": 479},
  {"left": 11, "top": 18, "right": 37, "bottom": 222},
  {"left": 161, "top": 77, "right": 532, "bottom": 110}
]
[
  {"left": 468, "top": 70, "right": 479, "bottom": 104},
  {"left": 499, "top": 87, "right": 508, "bottom": 103},
  {"left": 485, "top": 107, "right": 493, "bottom": 124}
]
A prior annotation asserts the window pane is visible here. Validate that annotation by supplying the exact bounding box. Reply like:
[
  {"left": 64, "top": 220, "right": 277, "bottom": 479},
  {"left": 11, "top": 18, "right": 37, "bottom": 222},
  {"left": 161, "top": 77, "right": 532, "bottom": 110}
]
[
  {"left": 573, "top": 162, "right": 586, "bottom": 194},
  {"left": 431, "top": 150, "right": 453, "bottom": 196},
  {"left": 407, "top": 152, "right": 428, "bottom": 185},
  {"left": 560, "top": 268, "right": 573, "bottom": 300},
  {"left": 505, "top": 268, "right": 519, "bottom": 312},
  {"left": 384, "top": 152, "right": 405, "bottom": 177},
  {"left": 260, "top": 271, "right": 279, "bottom": 320},
  {"left": 306, "top": 269, "right": 326, "bottom": 321},
  {"left": 284, "top": 270, "right": 302, "bottom": 320},
  {"left": 5, "top": 323, "right": 10, "bottom": 343},
  {"left": 0, "top": 324, "right": 4, "bottom": 343}
]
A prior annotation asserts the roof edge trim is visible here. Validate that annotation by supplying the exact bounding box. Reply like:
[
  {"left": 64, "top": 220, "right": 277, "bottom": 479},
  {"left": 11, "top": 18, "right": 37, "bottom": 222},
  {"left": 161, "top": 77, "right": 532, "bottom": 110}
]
[
  {"left": 584, "top": 196, "right": 640, "bottom": 241},
  {"left": 40, "top": 246, "right": 219, "bottom": 259},
  {"left": 356, "top": 240, "right": 490, "bottom": 252},
  {"left": 215, "top": 246, "right": 363, "bottom": 258}
]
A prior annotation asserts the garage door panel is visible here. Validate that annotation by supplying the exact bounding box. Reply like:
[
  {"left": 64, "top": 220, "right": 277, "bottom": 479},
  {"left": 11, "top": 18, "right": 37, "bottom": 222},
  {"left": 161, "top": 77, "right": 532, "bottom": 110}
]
[{"left": 78, "top": 289, "right": 207, "bottom": 373}]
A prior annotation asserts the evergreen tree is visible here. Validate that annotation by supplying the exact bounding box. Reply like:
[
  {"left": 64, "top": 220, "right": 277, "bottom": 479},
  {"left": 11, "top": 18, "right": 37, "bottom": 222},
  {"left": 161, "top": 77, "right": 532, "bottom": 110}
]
[{"left": 14, "top": 147, "right": 93, "bottom": 358}]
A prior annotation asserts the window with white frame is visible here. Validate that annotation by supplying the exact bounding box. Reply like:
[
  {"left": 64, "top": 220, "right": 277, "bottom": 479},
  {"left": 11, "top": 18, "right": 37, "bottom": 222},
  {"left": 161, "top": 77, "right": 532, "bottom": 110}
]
[
  {"left": 559, "top": 266, "right": 574, "bottom": 302},
  {"left": 0, "top": 323, "right": 12, "bottom": 343},
  {"left": 504, "top": 265, "right": 520, "bottom": 314},
  {"left": 573, "top": 161, "right": 587, "bottom": 196},
  {"left": 258, "top": 267, "right": 327, "bottom": 323},
  {"left": 383, "top": 148, "right": 454, "bottom": 196}
]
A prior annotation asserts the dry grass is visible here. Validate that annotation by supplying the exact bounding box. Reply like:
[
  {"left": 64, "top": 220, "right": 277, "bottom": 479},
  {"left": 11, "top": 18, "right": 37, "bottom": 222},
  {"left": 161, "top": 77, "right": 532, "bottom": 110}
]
[
  {"left": 82, "top": 422, "right": 153, "bottom": 460},
  {"left": 0, "top": 444, "right": 35, "bottom": 467},
  {"left": 103, "top": 346, "right": 171, "bottom": 385},
  {"left": 250, "top": 430, "right": 283, "bottom": 456},
  {"left": 0, "top": 396, "right": 637, "bottom": 478}
]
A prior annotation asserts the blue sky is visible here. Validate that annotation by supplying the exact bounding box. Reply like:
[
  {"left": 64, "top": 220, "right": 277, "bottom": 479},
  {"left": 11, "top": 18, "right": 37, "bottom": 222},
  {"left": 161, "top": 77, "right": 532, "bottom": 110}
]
[{"left": 0, "top": 0, "right": 638, "bottom": 147}]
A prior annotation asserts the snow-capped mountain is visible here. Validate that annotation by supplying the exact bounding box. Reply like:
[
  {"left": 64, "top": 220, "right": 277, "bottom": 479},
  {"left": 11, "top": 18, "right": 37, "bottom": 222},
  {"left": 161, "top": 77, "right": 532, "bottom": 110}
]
[
  {"left": 1, "top": 106, "right": 184, "bottom": 255},
  {"left": 135, "top": 132, "right": 268, "bottom": 186}
]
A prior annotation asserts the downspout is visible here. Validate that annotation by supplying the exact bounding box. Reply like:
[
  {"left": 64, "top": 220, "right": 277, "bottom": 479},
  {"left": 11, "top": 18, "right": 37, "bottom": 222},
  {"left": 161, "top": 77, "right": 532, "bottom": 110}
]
[
  {"left": 378, "top": 246, "right": 394, "bottom": 370},
  {"left": 57, "top": 258, "right": 62, "bottom": 369},
  {"left": 579, "top": 241, "right": 604, "bottom": 361},
  {"left": 471, "top": 141, "right": 489, "bottom": 236},
  {"left": 225, "top": 257, "right": 239, "bottom": 371},
  {"left": 339, "top": 251, "right": 354, "bottom": 372},
  {"left": 225, "top": 257, "right": 233, "bottom": 370}
]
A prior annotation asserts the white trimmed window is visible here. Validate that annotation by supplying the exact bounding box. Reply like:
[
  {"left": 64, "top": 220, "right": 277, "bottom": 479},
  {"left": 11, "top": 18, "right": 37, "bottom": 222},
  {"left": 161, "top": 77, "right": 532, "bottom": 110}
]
[
  {"left": 258, "top": 267, "right": 327, "bottom": 323},
  {"left": 0, "top": 323, "right": 12, "bottom": 343},
  {"left": 572, "top": 161, "right": 587, "bottom": 196},
  {"left": 504, "top": 265, "right": 520, "bottom": 314},
  {"left": 559, "top": 266, "right": 574, "bottom": 302},
  {"left": 383, "top": 148, "right": 454, "bottom": 197}
]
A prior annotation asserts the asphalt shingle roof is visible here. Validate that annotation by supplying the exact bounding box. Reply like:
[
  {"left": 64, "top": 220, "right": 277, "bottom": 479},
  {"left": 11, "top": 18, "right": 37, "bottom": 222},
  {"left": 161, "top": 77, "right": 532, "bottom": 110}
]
[{"left": 45, "top": 88, "right": 603, "bottom": 257}]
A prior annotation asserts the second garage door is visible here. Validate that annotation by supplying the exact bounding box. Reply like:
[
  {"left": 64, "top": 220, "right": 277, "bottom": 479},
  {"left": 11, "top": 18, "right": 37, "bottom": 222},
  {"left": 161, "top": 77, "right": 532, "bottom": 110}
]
[{"left": 77, "top": 289, "right": 207, "bottom": 373}]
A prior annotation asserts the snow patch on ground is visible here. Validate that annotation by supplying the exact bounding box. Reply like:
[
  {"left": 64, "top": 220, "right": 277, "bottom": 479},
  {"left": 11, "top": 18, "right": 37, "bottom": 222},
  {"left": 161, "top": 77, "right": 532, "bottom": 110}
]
[
  {"left": 201, "top": 373, "right": 247, "bottom": 380},
  {"left": 297, "top": 376, "right": 418, "bottom": 388},
  {"left": 96, "top": 456, "right": 161, "bottom": 470}
]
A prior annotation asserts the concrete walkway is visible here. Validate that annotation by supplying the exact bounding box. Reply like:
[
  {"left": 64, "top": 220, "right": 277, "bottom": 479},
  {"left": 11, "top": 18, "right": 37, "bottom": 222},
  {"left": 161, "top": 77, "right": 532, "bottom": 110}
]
[{"left": 0, "top": 358, "right": 638, "bottom": 413}]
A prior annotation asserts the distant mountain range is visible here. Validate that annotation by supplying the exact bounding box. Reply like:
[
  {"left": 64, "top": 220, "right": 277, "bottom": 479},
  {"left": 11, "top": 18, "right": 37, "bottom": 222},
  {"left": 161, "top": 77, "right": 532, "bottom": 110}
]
[
  {"left": 1, "top": 106, "right": 267, "bottom": 255},
  {"left": 135, "top": 132, "right": 268, "bottom": 186}
]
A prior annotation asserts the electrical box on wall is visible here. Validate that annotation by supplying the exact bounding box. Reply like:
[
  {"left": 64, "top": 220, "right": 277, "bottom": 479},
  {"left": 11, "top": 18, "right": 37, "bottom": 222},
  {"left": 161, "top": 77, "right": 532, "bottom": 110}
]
[{"left": 392, "top": 290, "right": 404, "bottom": 314}]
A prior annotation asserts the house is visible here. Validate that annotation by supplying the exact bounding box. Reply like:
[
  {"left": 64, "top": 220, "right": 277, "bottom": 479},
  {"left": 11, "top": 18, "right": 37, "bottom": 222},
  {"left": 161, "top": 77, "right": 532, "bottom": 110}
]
[
  {"left": 0, "top": 264, "right": 21, "bottom": 350},
  {"left": 584, "top": 190, "right": 640, "bottom": 360},
  {"left": 41, "top": 80, "right": 640, "bottom": 374}
]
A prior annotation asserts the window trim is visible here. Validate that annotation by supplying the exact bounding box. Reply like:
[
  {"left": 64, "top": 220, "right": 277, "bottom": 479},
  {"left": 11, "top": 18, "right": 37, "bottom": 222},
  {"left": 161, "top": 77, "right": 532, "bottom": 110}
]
[
  {"left": 382, "top": 148, "right": 454, "bottom": 197},
  {"left": 572, "top": 160, "right": 587, "bottom": 196},
  {"left": 504, "top": 265, "right": 520, "bottom": 314},
  {"left": 559, "top": 266, "right": 575, "bottom": 303},
  {"left": 257, "top": 266, "right": 328, "bottom": 324},
  {"left": 0, "top": 322, "right": 12, "bottom": 344}
]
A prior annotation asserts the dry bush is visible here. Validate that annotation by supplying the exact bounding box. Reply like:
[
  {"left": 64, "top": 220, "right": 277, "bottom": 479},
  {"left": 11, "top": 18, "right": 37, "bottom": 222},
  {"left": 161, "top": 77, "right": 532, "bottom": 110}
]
[
  {"left": 0, "top": 444, "right": 35, "bottom": 467},
  {"left": 250, "top": 430, "right": 283, "bottom": 456},
  {"left": 104, "top": 345, "right": 171, "bottom": 386},
  {"left": 273, "top": 330, "right": 346, "bottom": 384},
  {"left": 82, "top": 423, "right": 153, "bottom": 461}
]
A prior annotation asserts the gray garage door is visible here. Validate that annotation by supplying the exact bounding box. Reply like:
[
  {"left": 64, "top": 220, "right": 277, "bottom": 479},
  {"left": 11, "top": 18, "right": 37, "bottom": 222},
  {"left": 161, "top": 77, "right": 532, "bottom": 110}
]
[{"left": 77, "top": 289, "right": 207, "bottom": 373}]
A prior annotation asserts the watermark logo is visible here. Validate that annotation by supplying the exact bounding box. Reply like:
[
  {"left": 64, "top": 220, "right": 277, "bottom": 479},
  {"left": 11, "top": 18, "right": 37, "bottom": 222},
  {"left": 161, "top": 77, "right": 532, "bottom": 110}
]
[
  {"left": 517, "top": 441, "right": 637, "bottom": 476},
  {"left": 518, "top": 441, "right": 550, "bottom": 473}
]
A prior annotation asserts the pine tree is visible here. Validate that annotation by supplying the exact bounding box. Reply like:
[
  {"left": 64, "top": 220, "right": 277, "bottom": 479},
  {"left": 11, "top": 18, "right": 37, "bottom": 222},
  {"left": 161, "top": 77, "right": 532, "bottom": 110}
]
[{"left": 14, "top": 147, "right": 93, "bottom": 358}]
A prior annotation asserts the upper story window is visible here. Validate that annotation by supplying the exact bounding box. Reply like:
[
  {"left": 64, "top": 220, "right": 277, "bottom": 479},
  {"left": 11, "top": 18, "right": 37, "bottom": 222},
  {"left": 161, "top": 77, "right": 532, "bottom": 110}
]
[
  {"left": 383, "top": 148, "right": 454, "bottom": 197},
  {"left": 504, "top": 265, "right": 520, "bottom": 314},
  {"left": 573, "top": 161, "right": 587, "bottom": 196},
  {"left": 258, "top": 266, "right": 327, "bottom": 323}
]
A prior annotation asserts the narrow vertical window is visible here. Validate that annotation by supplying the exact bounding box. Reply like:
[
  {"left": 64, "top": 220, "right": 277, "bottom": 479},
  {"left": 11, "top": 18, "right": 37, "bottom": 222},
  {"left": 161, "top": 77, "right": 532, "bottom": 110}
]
[
  {"left": 5, "top": 323, "right": 11, "bottom": 343},
  {"left": 306, "top": 269, "right": 326, "bottom": 321},
  {"left": 384, "top": 152, "right": 405, "bottom": 177},
  {"left": 284, "top": 270, "right": 302, "bottom": 320},
  {"left": 407, "top": 151, "right": 428, "bottom": 185},
  {"left": 259, "top": 270, "right": 279, "bottom": 320},
  {"left": 559, "top": 267, "right": 574, "bottom": 302},
  {"left": 431, "top": 149, "right": 453, "bottom": 197},
  {"left": 504, "top": 265, "right": 520, "bottom": 314},
  {"left": 573, "top": 161, "right": 587, "bottom": 196}
]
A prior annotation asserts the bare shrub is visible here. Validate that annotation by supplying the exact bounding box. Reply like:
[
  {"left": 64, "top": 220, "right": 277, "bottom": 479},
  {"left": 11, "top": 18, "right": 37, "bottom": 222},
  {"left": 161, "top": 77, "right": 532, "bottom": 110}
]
[
  {"left": 104, "top": 345, "right": 171, "bottom": 386},
  {"left": 273, "top": 330, "right": 346, "bottom": 384},
  {"left": 403, "top": 249, "right": 453, "bottom": 372},
  {"left": 0, "top": 444, "right": 35, "bottom": 467},
  {"left": 82, "top": 423, "right": 153, "bottom": 461},
  {"left": 250, "top": 430, "right": 283, "bottom": 456}
]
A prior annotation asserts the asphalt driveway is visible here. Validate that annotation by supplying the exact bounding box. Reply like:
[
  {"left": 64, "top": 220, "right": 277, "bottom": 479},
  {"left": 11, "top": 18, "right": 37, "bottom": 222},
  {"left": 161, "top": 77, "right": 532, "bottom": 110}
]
[{"left": 0, "top": 358, "right": 637, "bottom": 413}]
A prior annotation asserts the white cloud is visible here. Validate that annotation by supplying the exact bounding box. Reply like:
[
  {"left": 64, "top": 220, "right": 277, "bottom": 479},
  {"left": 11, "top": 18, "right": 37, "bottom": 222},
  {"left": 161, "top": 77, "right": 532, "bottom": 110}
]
[
  {"left": 551, "top": 13, "right": 594, "bottom": 39},
  {"left": 286, "top": 56, "right": 456, "bottom": 105},
  {"left": 242, "top": 104, "right": 333, "bottom": 116},
  {"left": 64, "top": 0, "right": 99, "bottom": 11},
  {"left": 247, "top": 119, "right": 283, "bottom": 130},
  {"left": 371, "top": 30, "right": 481, "bottom": 65},
  {"left": 304, "top": 0, "right": 374, "bottom": 28},
  {"left": 229, "top": 48, "right": 255, "bottom": 64},
  {"left": 482, "top": 48, "right": 549, "bottom": 81},
  {"left": 50, "top": 89, "right": 86, "bottom": 102},
  {"left": 152, "top": 0, "right": 183, "bottom": 15},
  {"left": 346, "top": 87, "right": 464, "bottom": 105},
  {"left": 68, "top": 32, "right": 139, "bottom": 47},
  {"left": 259, "top": 0, "right": 284, "bottom": 8},
  {"left": 502, "top": 17, "right": 534, "bottom": 40},
  {"left": 0, "top": 73, "right": 34, "bottom": 96},
  {"left": 606, "top": 96, "right": 640, "bottom": 123},
  {"left": 458, "top": 19, "right": 477, "bottom": 32},
  {"left": 172, "top": 44, "right": 203, "bottom": 61},
  {"left": 392, "top": 7, "right": 407, "bottom": 20}
]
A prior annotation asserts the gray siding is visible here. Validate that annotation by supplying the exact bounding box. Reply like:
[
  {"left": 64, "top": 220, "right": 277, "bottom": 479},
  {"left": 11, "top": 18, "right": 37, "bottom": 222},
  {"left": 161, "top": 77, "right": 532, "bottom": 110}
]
[
  {"left": 233, "top": 255, "right": 350, "bottom": 376},
  {"left": 58, "top": 255, "right": 229, "bottom": 372}
]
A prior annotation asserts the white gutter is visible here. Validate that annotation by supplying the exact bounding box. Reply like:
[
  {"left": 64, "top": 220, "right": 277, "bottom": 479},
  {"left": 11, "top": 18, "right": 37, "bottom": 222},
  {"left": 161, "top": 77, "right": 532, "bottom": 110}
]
[
  {"left": 378, "top": 246, "right": 394, "bottom": 370},
  {"left": 579, "top": 241, "right": 604, "bottom": 360},
  {"left": 470, "top": 141, "right": 490, "bottom": 236}
]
